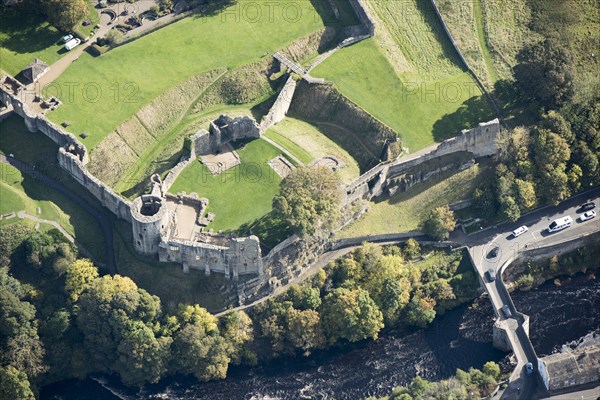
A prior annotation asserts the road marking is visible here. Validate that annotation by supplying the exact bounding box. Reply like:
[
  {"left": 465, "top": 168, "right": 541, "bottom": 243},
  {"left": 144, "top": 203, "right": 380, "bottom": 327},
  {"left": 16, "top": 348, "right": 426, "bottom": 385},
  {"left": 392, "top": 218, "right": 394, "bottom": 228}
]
[{"left": 531, "top": 231, "right": 537, "bottom": 240}]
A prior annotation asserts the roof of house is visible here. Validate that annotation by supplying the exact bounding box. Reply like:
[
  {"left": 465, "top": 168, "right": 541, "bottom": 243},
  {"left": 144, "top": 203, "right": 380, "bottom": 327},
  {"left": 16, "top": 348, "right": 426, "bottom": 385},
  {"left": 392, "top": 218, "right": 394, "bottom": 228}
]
[
  {"left": 22, "top": 58, "right": 49, "bottom": 82},
  {"left": 542, "top": 344, "right": 600, "bottom": 388}
]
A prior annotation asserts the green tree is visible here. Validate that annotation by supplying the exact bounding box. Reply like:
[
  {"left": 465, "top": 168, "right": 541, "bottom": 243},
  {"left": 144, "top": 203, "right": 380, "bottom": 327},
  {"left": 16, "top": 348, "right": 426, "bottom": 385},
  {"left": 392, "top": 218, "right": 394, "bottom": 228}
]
[
  {"left": 405, "top": 295, "right": 436, "bottom": 328},
  {"left": 42, "top": 0, "right": 88, "bottom": 31},
  {"left": 403, "top": 239, "right": 421, "bottom": 259},
  {"left": 0, "top": 366, "right": 35, "bottom": 400},
  {"left": 422, "top": 206, "right": 456, "bottom": 241},
  {"left": 377, "top": 277, "right": 411, "bottom": 324},
  {"left": 64, "top": 259, "right": 98, "bottom": 302},
  {"left": 287, "top": 284, "right": 321, "bottom": 310},
  {"left": 514, "top": 38, "right": 575, "bottom": 109},
  {"left": 483, "top": 361, "right": 501, "bottom": 380},
  {"left": 514, "top": 179, "right": 537, "bottom": 210},
  {"left": 286, "top": 308, "right": 326, "bottom": 356},
  {"left": 273, "top": 166, "right": 342, "bottom": 237},
  {"left": 219, "top": 310, "right": 253, "bottom": 365},
  {"left": 320, "top": 287, "right": 384, "bottom": 344}
]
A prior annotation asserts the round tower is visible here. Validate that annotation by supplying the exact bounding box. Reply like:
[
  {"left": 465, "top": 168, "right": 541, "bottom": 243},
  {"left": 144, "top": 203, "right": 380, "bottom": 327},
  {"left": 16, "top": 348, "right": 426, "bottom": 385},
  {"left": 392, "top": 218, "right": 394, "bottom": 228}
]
[{"left": 131, "top": 195, "right": 169, "bottom": 255}]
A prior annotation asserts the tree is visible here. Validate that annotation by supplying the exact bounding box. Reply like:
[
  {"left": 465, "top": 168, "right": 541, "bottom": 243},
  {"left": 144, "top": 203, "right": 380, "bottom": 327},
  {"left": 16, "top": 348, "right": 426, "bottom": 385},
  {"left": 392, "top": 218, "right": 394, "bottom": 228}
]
[
  {"left": 285, "top": 308, "right": 325, "bottom": 356},
  {"left": 0, "top": 366, "right": 35, "bottom": 400},
  {"left": 483, "top": 361, "right": 501, "bottom": 380},
  {"left": 42, "top": 0, "right": 88, "bottom": 31},
  {"left": 320, "top": 287, "right": 384, "bottom": 344},
  {"left": 514, "top": 179, "right": 537, "bottom": 210},
  {"left": 105, "top": 29, "right": 123, "bottom": 46},
  {"left": 286, "top": 284, "right": 321, "bottom": 310},
  {"left": 422, "top": 206, "right": 456, "bottom": 241},
  {"left": 273, "top": 166, "right": 342, "bottom": 237},
  {"left": 219, "top": 310, "right": 253, "bottom": 365},
  {"left": 499, "top": 195, "right": 520, "bottom": 222},
  {"left": 377, "top": 277, "right": 411, "bottom": 324},
  {"left": 403, "top": 239, "right": 421, "bottom": 260},
  {"left": 405, "top": 295, "right": 436, "bottom": 328},
  {"left": 64, "top": 259, "right": 98, "bottom": 302},
  {"left": 514, "top": 38, "right": 575, "bottom": 109}
]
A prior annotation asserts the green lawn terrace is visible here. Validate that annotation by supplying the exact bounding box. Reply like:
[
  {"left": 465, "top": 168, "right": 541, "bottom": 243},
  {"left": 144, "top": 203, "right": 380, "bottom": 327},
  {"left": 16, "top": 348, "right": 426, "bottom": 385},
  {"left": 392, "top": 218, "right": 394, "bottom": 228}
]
[
  {"left": 0, "top": 9, "right": 64, "bottom": 76},
  {"left": 168, "top": 138, "right": 289, "bottom": 233},
  {"left": 263, "top": 117, "right": 361, "bottom": 184},
  {"left": 311, "top": 0, "right": 496, "bottom": 152},
  {"left": 46, "top": 0, "right": 329, "bottom": 150}
]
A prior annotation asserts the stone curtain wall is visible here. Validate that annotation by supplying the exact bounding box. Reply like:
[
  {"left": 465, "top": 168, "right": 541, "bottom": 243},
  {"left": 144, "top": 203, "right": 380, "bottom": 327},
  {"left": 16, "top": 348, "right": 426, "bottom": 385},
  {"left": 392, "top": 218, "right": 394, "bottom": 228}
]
[
  {"left": 288, "top": 81, "right": 398, "bottom": 171},
  {"left": 338, "top": 0, "right": 375, "bottom": 47},
  {"left": 259, "top": 76, "right": 297, "bottom": 133},
  {"left": 344, "top": 119, "right": 500, "bottom": 204},
  {"left": 0, "top": 79, "right": 132, "bottom": 222}
]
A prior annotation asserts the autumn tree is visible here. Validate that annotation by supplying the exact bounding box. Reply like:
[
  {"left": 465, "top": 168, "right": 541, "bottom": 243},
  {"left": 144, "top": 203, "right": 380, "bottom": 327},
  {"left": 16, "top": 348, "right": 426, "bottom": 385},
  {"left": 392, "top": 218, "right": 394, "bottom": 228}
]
[
  {"left": 218, "top": 310, "right": 254, "bottom": 365},
  {"left": 41, "top": 0, "right": 88, "bottom": 31},
  {"left": 422, "top": 206, "right": 456, "bottom": 241},
  {"left": 64, "top": 259, "right": 98, "bottom": 302},
  {"left": 273, "top": 166, "right": 343, "bottom": 237}
]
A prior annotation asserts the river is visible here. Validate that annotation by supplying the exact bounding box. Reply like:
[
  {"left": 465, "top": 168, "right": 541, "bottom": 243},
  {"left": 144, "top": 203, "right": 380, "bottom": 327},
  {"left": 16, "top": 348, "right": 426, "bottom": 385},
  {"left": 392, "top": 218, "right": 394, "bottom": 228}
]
[{"left": 40, "top": 274, "right": 599, "bottom": 400}]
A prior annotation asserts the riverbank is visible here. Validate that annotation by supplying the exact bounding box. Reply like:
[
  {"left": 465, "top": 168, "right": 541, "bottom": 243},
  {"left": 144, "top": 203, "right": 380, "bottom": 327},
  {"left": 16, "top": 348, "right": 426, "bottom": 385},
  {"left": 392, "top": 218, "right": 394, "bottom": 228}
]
[{"left": 41, "top": 273, "right": 599, "bottom": 400}]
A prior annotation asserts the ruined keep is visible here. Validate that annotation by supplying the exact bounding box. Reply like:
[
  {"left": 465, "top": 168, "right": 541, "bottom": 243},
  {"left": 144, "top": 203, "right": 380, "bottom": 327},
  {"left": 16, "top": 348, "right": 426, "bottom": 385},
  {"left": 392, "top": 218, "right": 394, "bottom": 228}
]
[{"left": 191, "top": 114, "right": 260, "bottom": 156}]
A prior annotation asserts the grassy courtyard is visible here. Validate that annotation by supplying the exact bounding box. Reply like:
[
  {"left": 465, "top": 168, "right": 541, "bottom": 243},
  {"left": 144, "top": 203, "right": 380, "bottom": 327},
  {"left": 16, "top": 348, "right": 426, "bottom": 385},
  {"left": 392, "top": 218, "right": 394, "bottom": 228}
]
[
  {"left": 169, "top": 138, "right": 288, "bottom": 232},
  {"left": 0, "top": 9, "right": 64, "bottom": 76},
  {"left": 312, "top": 0, "right": 495, "bottom": 152},
  {"left": 47, "top": 1, "right": 326, "bottom": 149},
  {"left": 338, "top": 162, "right": 490, "bottom": 238},
  {"left": 264, "top": 117, "right": 361, "bottom": 183}
]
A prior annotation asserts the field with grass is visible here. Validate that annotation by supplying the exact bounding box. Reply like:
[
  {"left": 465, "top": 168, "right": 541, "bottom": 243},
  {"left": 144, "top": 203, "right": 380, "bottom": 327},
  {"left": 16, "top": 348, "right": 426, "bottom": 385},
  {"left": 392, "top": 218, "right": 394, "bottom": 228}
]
[
  {"left": 312, "top": 0, "right": 495, "bottom": 151},
  {"left": 264, "top": 117, "right": 360, "bottom": 183},
  {"left": 0, "top": 9, "right": 64, "bottom": 76},
  {"left": 47, "top": 1, "right": 326, "bottom": 149},
  {"left": 0, "top": 115, "right": 106, "bottom": 261},
  {"left": 338, "top": 162, "right": 489, "bottom": 238},
  {"left": 169, "top": 138, "right": 287, "bottom": 232}
]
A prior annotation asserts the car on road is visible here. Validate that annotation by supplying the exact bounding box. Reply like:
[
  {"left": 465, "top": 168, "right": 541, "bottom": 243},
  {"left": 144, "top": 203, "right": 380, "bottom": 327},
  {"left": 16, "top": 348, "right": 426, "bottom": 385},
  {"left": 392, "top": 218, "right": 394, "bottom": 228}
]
[
  {"left": 525, "top": 362, "right": 533, "bottom": 375},
  {"left": 512, "top": 225, "right": 528, "bottom": 238},
  {"left": 487, "top": 246, "right": 500, "bottom": 259},
  {"left": 501, "top": 305, "right": 512, "bottom": 318},
  {"left": 486, "top": 269, "right": 496, "bottom": 282},
  {"left": 64, "top": 38, "right": 81, "bottom": 51},
  {"left": 580, "top": 210, "right": 596, "bottom": 222},
  {"left": 62, "top": 34, "right": 74, "bottom": 43},
  {"left": 580, "top": 202, "right": 596, "bottom": 212},
  {"left": 547, "top": 216, "right": 573, "bottom": 233}
]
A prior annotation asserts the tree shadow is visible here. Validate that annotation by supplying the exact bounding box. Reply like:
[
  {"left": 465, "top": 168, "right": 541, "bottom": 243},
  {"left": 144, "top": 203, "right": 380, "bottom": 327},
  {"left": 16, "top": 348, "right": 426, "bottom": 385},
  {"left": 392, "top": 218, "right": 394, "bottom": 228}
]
[
  {"left": 233, "top": 211, "right": 292, "bottom": 254},
  {"left": 188, "top": 0, "right": 237, "bottom": 18},
  {"left": 432, "top": 95, "right": 495, "bottom": 142},
  {"left": 0, "top": 10, "right": 62, "bottom": 55},
  {"left": 491, "top": 79, "right": 538, "bottom": 127}
]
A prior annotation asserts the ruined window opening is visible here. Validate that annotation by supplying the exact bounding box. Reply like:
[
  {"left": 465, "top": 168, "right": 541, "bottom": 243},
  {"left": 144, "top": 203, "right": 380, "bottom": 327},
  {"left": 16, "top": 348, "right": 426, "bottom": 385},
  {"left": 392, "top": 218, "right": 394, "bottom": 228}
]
[{"left": 170, "top": 245, "right": 179, "bottom": 252}]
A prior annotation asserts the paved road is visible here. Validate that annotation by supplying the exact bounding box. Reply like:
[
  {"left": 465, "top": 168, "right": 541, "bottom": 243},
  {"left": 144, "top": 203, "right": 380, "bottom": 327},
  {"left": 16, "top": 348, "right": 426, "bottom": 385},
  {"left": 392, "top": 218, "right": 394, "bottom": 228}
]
[
  {"left": 470, "top": 187, "right": 600, "bottom": 399},
  {"left": 0, "top": 155, "right": 117, "bottom": 273}
]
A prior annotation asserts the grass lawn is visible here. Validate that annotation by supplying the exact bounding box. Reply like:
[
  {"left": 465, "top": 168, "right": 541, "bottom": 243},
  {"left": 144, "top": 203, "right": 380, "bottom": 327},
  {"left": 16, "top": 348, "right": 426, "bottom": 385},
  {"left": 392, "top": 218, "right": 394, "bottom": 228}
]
[
  {"left": 47, "top": 1, "right": 326, "bottom": 149},
  {"left": 0, "top": 9, "right": 64, "bottom": 76},
  {"left": 312, "top": 39, "right": 494, "bottom": 152},
  {"left": 0, "top": 115, "right": 107, "bottom": 262},
  {"left": 264, "top": 117, "right": 361, "bottom": 183},
  {"left": 169, "top": 138, "right": 286, "bottom": 232},
  {"left": 338, "top": 162, "right": 490, "bottom": 238}
]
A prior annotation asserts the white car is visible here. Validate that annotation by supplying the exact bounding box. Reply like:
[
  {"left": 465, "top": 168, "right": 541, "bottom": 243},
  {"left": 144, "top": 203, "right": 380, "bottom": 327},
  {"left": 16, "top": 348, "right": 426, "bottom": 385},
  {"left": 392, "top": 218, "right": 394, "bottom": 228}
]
[
  {"left": 512, "top": 225, "right": 528, "bottom": 238},
  {"left": 64, "top": 38, "right": 81, "bottom": 51},
  {"left": 62, "top": 34, "right": 74, "bottom": 43},
  {"left": 580, "top": 211, "right": 596, "bottom": 222}
]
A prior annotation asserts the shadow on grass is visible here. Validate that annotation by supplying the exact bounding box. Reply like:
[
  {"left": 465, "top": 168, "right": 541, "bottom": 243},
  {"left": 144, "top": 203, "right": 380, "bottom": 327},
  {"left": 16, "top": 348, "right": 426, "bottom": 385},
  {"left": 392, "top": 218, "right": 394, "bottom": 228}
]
[
  {"left": 0, "top": 10, "right": 62, "bottom": 54},
  {"left": 432, "top": 94, "right": 496, "bottom": 142},
  {"left": 234, "top": 211, "right": 293, "bottom": 254},
  {"left": 189, "top": 0, "right": 236, "bottom": 18}
]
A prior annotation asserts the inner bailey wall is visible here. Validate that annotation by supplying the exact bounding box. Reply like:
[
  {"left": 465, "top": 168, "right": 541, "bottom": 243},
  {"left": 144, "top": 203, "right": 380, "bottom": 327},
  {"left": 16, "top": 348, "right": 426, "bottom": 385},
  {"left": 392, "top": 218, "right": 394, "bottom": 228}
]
[
  {"left": 259, "top": 76, "right": 297, "bottom": 133},
  {"left": 191, "top": 115, "right": 260, "bottom": 156}
]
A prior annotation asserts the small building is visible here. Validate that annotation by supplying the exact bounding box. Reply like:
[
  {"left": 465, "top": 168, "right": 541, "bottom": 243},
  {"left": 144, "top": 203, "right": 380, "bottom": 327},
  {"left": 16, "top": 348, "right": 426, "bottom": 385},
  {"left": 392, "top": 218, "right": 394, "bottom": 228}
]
[
  {"left": 22, "top": 58, "right": 49, "bottom": 83},
  {"left": 539, "top": 343, "right": 600, "bottom": 392}
]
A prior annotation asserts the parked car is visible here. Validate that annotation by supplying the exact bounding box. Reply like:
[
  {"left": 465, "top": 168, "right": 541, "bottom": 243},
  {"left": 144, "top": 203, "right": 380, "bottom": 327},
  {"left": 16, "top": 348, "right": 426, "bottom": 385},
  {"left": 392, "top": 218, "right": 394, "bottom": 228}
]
[
  {"left": 62, "top": 34, "right": 74, "bottom": 43},
  {"left": 486, "top": 269, "right": 496, "bottom": 282},
  {"left": 580, "top": 210, "right": 596, "bottom": 222},
  {"left": 525, "top": 362, "right": 533, "bottom": 375},
  {"left": 487, "top": 246, "right": 500, "bottom": 259},
  {"left": 581, "top": 202, "right": 596, "bottom": 212},
  {"left": 64, "top": 38, "right": 81, "bottom": 51},
  {"left": 501, "top": 305, "right": 512, "bottom": 318},
  {"left": 512, "top": 225, "right": 528, "bottom": 238}
]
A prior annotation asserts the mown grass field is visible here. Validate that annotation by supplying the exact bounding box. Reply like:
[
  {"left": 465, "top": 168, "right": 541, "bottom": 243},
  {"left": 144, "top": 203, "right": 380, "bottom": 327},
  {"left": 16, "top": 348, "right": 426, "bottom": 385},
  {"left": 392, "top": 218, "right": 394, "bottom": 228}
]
[
  {"left": 0, "top": 116, "right": 106, "bottom": 261},
  {"left": 313, "top": 38, "right": 493, "bottom": 151},
  {"left": 169, "top": 138, "right": 287, "bottom": 232},
  {"left": 0, "top": 9, "right": 64, "bottom": 76},
  {"left": 338, "top": 162, "right": 490, "bottom": 238},
  {"left": 47, "top": 1, "right": 326, "bottom": 149},
  {"left": 264, "top": 117, "right": 361, "bottom": 183}
]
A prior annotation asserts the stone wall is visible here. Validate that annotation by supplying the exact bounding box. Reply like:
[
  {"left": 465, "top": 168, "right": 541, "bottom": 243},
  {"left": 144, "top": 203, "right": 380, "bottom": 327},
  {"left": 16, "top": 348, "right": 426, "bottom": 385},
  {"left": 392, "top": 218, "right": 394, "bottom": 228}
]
[
  {"left": 339, "top": 0, "right": 375, "bottom": 47},
  {"left": 259, "top": 76, "right": 297, "bottom": 133},
  {"left": 288, "top": 81, "right": 398, "bottom": 170},
  {"left": 159, "top": 235, "right": 262, "bottom": 279},
  {"left": 191, "top": 115, "right": 260, "bottom": 156},
  {"left": 344, "top": 119, "right": 500, "bottom": 204}
]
